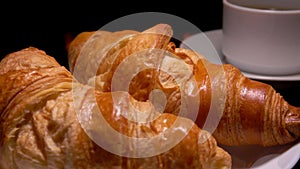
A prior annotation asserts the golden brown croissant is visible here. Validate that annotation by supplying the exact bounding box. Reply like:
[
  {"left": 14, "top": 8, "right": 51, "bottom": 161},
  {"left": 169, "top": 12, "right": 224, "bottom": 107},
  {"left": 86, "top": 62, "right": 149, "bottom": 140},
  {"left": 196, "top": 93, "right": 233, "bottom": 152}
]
[
  {"left": 67, "top": 24, "right": 300, "bottom": 147},
  {"left": 0, "top": 47, "right": 231, "bottom": 169}
]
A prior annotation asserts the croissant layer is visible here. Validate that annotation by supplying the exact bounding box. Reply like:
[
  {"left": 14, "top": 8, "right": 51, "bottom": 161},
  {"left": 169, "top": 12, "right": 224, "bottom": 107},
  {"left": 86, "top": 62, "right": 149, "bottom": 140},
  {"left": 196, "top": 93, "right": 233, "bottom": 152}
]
[
  {"left": 68, "top": 24, "right": 300, "bottom": 147},
  {"left": 0, "top": 47, "right": 231, "bottom": 169}
]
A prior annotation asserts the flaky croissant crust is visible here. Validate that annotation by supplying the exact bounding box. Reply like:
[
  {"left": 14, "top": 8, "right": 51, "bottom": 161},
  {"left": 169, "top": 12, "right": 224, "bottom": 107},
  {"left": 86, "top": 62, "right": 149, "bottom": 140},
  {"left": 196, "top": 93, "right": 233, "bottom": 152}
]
[
  {"left": 0, "top": 47, "right": 231, "bottom": 169},
  {"left": 68, "top": 23, "right": 300, "bottom": 147}
]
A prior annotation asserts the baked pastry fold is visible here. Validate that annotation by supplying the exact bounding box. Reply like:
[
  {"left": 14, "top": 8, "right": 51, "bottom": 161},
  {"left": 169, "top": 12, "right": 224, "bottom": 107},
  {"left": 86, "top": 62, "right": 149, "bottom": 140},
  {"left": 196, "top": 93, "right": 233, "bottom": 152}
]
[
  {"left": 68, "top": 24, "right": 300, "bottom": 147},
  {"left": 0, "top": 47, "right": 231, "bottom": 169}
]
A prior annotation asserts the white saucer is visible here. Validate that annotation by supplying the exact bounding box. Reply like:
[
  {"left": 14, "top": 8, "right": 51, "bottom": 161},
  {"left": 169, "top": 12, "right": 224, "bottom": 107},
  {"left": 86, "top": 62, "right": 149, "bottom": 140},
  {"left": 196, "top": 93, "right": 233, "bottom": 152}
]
[{"left": 180, "top": 29, "right": 300, "bottom": 81}]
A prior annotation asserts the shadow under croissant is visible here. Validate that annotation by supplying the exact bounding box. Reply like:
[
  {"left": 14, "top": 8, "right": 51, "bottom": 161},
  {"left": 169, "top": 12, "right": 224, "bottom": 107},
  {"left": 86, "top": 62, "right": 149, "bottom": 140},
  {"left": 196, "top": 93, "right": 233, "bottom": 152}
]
[{"left": 221, "top": 141, "right": 299, "bottom": 168}]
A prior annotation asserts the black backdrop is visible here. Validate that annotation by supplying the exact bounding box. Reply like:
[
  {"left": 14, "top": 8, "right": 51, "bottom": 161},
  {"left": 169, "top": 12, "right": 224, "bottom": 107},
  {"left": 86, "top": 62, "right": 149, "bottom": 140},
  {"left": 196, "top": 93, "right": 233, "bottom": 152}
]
[
  {"left": 0, "top": 1, "right": 223, "bottom": 68},
  {"left": 0, "top": 1, "right": 299, "bottom": 168}
]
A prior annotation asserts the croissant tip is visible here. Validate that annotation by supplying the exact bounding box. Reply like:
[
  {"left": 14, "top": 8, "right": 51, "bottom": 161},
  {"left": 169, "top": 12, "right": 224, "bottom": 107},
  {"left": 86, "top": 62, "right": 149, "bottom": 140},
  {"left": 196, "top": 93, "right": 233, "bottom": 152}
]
[
  {"left": 286, "top": 108, "right": 300, "bottom": 139},
  {"left": 144, "top": 23, "right": 173, "bottom": 36}
]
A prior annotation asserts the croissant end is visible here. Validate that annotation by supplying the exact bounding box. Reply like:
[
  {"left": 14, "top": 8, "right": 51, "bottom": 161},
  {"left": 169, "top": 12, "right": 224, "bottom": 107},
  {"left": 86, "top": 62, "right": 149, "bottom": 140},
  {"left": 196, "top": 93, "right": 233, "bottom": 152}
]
[{"left": 286, "top": 106, "right": 300, "bottom": 140}]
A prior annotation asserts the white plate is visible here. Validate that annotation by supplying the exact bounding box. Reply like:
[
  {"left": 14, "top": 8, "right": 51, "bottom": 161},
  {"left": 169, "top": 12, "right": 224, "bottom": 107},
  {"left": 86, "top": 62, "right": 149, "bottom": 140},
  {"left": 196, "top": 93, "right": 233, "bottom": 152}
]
[
  {"left": 180, "top": 30, "right": 300, "bottom": 169},
  {"left": 180, "top": 29, "right": 300, "bottom": 81},
  {"left": 220, "top": 142, "right": 300, "bottom": 169}
]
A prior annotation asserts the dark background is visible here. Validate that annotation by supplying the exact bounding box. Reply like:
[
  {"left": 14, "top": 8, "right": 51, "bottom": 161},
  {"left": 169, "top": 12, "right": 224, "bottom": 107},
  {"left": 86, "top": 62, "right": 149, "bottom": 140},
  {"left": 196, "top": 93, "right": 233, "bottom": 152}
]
[
  {"left": 0, "top": 1, "right": 223, "bottom": 68},
  {"left": 0, "top": 1, "right": 299, "bottom": 168}
]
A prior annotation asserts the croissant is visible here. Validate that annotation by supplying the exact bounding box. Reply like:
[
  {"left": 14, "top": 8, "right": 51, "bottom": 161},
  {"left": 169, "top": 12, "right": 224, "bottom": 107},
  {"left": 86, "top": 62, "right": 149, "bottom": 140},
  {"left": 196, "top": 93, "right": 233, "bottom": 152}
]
[
  {"left": 67, "top": 24, "right": 300, "bottom": 147},
  {"left": 0, "top": 47, "right": 231, "bottom": 169}
]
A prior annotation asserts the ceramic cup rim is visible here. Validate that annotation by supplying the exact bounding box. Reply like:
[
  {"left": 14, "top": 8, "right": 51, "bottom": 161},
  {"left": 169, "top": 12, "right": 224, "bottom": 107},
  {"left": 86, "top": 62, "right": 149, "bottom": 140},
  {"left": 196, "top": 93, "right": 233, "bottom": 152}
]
[{"left": 223, "top": 0, "right": 300, "bottom": 15}]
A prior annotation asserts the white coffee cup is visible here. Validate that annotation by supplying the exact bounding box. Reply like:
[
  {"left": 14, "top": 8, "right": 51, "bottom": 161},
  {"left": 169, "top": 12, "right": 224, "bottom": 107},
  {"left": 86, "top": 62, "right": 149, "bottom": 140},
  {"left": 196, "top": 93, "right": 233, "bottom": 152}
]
[{"left": 222, "top": 0, "right": 300, "bottom": 75}]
